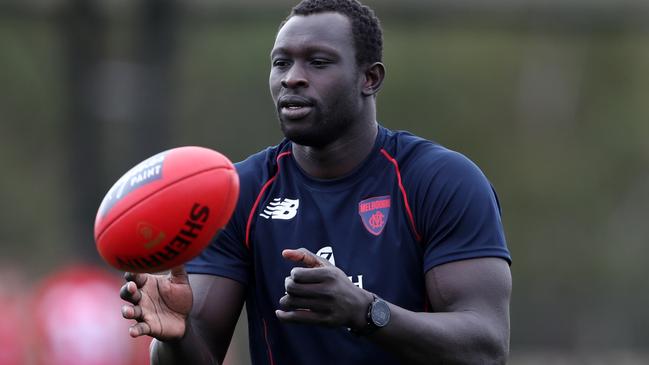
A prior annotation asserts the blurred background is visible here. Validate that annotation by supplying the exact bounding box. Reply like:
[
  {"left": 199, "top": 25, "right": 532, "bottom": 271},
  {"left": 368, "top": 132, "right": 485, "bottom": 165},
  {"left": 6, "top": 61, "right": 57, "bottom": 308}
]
[{"left": 1, "top": 0, "right": 648, "bottom": 364}]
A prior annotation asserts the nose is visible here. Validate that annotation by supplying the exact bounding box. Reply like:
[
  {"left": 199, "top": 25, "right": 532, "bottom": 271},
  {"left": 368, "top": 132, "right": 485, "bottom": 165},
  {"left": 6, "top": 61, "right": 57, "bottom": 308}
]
[{"left": 281, "top": 64, "right": 309, "bottom": 89}]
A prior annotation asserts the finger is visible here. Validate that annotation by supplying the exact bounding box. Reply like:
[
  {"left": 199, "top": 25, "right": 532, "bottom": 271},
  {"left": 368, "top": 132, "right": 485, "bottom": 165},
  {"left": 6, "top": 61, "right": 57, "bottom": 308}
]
[
  {"left": 124, "top": 272, "right": 148, "bottom": 288},
  {"left": 169, "top": 265, "right": 189, "bottom": 285},
  {"left": 282, "top": 248, "right": 328, "bottom": 268},
  {"left": 290, "top": 267, "right": 336, "bottom": 284},
  {"left": 128, "top": 321, "right": 152, "bottom": 338},
  {"left": 279, "top": 294, "right": 330, "bottom": 312},
  {"left": 121, "top": 304, "right": 143, "bottom": 320},
  {"left": 276, "top": 309, "right": 328, "bottom": 325},
  {"left": 120, "top": 281, "right": 142, "bottom": 304},
  {"left": 284, "top": 277, "right": 324, "bottom": 297}
]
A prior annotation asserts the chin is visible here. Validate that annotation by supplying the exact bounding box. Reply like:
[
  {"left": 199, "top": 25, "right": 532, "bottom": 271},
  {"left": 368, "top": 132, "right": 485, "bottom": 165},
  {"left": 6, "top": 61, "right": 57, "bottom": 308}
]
[
  {"left": 278, "top": 110, "right": 349, "bottom": 148},
  {"left": 282, "top": 128, "right": 322, "bottom": 147},
  {"left": 279, "top": 122, "right": 327, "bottom": 148}
]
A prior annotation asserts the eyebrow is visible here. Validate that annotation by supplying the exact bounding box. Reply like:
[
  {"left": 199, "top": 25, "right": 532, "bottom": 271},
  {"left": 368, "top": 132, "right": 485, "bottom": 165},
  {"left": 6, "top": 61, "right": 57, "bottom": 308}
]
[{"left": 270, "top": 44, "right": 340, "bottom": 59}]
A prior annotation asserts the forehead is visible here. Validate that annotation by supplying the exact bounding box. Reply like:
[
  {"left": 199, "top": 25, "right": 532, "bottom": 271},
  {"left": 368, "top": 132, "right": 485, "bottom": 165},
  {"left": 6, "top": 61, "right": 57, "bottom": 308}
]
[{"left": 272, "top": 12, "right": 354, "bottom": 55}]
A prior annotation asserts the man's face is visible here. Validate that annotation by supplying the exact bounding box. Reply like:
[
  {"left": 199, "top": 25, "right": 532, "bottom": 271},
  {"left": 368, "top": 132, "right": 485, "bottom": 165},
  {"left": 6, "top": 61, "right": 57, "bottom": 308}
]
[{"left": 269, "top": 12, "right": 363, "bottom": 147}]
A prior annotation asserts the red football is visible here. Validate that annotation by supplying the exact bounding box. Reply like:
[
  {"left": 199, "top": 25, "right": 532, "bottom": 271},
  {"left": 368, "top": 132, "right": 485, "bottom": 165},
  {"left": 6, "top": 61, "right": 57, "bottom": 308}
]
[{"left": 94, "top": 146, "right": 239, "bottom": 273}]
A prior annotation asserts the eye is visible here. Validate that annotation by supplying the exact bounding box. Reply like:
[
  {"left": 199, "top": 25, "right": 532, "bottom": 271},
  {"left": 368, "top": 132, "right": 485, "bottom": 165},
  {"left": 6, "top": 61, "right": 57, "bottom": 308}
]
[
  {"left": 272, "top": 59, "right": 291, "bottom": 68},
  {"left": 310, "top": 58, "right": 332, "bottom": 68}
]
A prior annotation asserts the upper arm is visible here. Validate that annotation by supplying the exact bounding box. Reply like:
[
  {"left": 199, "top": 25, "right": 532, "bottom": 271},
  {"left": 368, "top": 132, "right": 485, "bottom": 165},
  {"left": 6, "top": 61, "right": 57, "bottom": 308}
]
[
  {"left": 426, "top": 258, "right": 512, "bottom": 347},
  {"left": 405, "top": 147, "right": 510, "bottom": 271},
  {"left": 189, "top": 274, "right": 246, "bottom": 363}
]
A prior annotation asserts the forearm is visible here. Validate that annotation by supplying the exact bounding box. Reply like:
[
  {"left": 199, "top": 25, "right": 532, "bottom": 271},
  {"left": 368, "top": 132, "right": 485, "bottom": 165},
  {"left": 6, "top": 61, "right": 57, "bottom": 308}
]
[
  {"left": 368, "top": 304, "right": 509, "bottom": 365},
  {"left": 150, "top": 320, "right": 219, "bottom": 365}
]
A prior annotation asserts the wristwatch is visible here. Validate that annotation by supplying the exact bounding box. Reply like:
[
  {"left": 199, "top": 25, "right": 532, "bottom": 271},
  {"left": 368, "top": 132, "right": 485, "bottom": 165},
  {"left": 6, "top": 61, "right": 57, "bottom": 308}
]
[{"left": 350, "top": 295, "right": 391, "bottom": 336}]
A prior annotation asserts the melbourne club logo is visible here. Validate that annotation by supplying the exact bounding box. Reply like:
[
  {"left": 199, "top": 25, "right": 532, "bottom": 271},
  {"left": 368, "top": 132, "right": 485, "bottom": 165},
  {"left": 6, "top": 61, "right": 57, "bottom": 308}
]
[
  {"left": 260, "top": 198, "right": 300, "bottom": 220},
  {"left": 358, "top": 195, "right": 391, "bottom": 236}
]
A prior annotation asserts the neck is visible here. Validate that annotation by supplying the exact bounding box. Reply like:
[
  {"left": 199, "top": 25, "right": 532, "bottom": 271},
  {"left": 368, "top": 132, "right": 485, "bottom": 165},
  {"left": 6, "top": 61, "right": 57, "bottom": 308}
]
[{"left": 292, "top": 120, "right": 378, "bottom": 180}]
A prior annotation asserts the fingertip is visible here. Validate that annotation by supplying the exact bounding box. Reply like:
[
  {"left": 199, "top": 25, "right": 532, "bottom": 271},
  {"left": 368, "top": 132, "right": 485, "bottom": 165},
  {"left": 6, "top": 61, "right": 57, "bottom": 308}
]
[
  {"left": 283, "top": 248, "right": 325, "bottom": 268},
  {"left": 124, "top": 272, "right": 136, "bottom": 282},
  {"left": 119, "top": 284, "right": 129, "bottom": 301},
  {"left": 169, "top": 266, "right": 189, "bottom": 285},
  {"left": 121, "top": 305, "right": 130, "bottom": 318},
  {"left": 278, "top": 294, "right": 289, "bottom": 309},
  {"left": 282, "top": 249, "right": 303, "bottom": 261},
  {"left": 170, "top": 265, "right": 186, "bottom": 276},
  {"left": 126, "top": 272, "right": 149, "bottom": 288}
]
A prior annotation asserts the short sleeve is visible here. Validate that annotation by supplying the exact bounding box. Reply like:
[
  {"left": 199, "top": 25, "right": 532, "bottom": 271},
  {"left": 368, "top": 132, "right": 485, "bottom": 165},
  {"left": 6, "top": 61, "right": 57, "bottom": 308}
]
[
  {"left": 184, "top": 153, "right": 268, "bottom": 285},
  {"left": 408, "top": 148, "right": 511, "bottom": 272},
  {"left": 185, "top": 213, "right": 251, "bottom": 285},
  {"left": 185, "top": 143, "right": 289, "bottom": 285}
]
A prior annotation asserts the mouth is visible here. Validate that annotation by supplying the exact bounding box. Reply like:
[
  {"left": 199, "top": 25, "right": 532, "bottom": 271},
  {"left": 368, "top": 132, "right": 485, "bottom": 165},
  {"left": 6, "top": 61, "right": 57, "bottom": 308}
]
[{"left": 278, "top": 95, "right": 314, "bottom": 120}]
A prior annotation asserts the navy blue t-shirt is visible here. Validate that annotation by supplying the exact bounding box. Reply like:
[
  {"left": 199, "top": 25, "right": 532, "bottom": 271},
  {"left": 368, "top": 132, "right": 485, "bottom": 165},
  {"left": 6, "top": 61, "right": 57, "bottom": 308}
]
[{"left": 186, "top": 125, "right": 511, "bottom": 365}]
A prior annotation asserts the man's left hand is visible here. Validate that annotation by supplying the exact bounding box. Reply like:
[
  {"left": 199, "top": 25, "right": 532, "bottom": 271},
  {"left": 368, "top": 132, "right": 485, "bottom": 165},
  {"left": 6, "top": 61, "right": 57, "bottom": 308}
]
[{"left": 276, "top": 248, "right": 373, "bottom": 330}]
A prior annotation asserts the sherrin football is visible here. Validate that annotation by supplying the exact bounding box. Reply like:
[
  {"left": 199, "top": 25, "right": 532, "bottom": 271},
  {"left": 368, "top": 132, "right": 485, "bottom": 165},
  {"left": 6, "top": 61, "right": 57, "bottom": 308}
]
[{"left": 94, "top": 146, "right": 239, "bottom": 273}]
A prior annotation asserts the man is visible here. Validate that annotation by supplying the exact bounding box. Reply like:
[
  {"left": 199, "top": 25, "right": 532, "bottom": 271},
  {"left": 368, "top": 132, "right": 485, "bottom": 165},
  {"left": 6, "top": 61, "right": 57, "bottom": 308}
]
[{"left": 120, "top": 0, "right": 512, "bottom": 364}]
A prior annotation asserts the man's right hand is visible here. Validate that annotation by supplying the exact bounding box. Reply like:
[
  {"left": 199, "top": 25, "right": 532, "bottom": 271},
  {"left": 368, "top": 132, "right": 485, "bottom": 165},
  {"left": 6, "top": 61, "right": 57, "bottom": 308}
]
[{"left": 120, "top": 266, "right": 193, "bottom": 341}]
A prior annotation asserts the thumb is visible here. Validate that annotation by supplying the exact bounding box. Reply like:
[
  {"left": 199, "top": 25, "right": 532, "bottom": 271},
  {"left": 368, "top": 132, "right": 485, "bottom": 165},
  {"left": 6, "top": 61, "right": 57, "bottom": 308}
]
[
  {"left": 168, "top": 265, "right": 189, "bottom": 285},
  {"left": 282, "top": 248, "right": 329, "bottom": 268}
]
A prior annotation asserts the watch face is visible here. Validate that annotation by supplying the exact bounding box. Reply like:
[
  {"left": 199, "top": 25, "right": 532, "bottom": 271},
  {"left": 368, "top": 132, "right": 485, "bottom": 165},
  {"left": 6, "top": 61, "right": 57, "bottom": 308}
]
[{"left": 371, "top": 299, "right": 391, "bottom": 328}]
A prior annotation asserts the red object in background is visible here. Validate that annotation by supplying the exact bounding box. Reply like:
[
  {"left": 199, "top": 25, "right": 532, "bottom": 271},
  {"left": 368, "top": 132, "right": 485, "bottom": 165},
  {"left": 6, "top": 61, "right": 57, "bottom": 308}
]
[
  {"left": 94, "top": 146, "right": 239, "bottom": 273},
  {"left": 0, "top": 269, "right": 28, "bottom": 365},
  {"left": 32, "top": 265, "right": 151, "bottom": 365}
]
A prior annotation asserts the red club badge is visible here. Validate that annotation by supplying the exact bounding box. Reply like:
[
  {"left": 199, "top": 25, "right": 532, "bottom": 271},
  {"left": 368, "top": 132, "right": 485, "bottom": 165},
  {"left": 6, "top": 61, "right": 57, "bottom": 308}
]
[{"left": 358, "top": 196, "right": 391, "bottom": 236}]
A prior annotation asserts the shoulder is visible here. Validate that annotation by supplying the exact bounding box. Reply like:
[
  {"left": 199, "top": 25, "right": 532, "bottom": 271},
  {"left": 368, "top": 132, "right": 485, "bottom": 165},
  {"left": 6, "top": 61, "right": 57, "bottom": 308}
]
[
  {"left": 381, "top": 128, "right": 489, "bottom": 189},
  {"left": 381, "top": 129, "right": 510, "bottom": 266},
  {"left": 229, "top": 139, "right": 292, "bottom": 218},
  {"left": 235, "top": 140, "right": 291, "bottom": 190}
]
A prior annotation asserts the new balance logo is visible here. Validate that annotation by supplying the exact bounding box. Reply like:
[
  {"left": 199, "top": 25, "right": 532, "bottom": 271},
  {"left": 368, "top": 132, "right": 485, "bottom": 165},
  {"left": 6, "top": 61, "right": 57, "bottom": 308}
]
[{"left": 260, "top": 198, "right": 299, "bottom": 220}]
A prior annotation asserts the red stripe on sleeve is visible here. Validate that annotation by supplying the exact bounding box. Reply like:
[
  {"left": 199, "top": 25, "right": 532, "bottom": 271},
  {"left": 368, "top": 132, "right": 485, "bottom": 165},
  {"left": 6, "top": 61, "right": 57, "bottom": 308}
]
[
  {"left": 380, "top": 148, "right": 422, "bottom": 242},
  {"left": 245, "top": 151, "right": 292, "bottom": 248}
]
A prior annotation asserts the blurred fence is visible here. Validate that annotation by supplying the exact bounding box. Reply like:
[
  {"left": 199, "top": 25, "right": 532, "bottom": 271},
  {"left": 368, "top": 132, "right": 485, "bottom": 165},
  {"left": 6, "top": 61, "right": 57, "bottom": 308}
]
[{"left": 1, "top": 1, "right": 648, "bottom": 364}]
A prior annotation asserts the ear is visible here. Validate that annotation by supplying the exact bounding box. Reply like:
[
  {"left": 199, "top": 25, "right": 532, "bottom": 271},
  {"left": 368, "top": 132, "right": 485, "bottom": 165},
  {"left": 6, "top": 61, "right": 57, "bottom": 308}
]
[{"left": 361, "top": 62, "right": 385, "bottom": 97}]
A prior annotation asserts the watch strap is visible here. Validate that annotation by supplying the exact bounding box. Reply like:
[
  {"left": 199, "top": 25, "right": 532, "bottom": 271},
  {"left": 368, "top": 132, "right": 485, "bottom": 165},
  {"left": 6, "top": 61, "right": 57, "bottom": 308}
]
[{"left": 348, "top": 294, "right": 389, "bottom": 336}]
